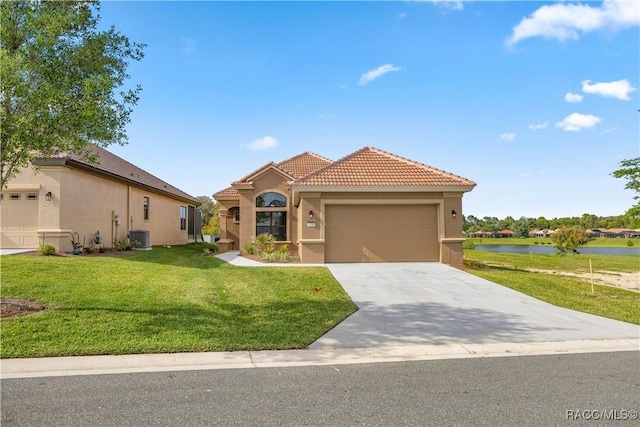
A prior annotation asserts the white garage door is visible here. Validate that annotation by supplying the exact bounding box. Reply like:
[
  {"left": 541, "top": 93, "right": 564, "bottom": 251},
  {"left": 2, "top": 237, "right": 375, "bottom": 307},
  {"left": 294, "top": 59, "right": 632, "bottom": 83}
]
[
  {"left": 325, "top": 205, "right": 439, "bottom": 263},
  {"left": 1, "top": 192, "right": 40, "bottom": 248}
]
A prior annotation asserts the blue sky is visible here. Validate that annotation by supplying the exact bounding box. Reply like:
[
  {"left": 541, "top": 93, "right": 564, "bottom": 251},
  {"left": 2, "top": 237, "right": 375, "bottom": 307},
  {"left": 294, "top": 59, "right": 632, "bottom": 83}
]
[{"left": 99, "top": 1, "right": 639, "bottom": 219}]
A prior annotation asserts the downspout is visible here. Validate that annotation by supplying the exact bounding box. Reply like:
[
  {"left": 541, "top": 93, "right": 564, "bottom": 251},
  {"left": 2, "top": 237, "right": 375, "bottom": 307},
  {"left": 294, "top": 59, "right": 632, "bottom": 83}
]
[{"left": 127, "top": 185, "right": 132, "bottom": 238}]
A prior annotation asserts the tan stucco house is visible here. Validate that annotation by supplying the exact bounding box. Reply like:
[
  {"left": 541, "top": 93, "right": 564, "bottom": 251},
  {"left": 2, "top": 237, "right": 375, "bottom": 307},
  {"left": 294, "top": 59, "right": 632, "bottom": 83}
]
[
  {"left": 213, "top": 147, "right": 476, "bottom": 267},
  {"left": 1, "top": 145, "right": 201, "bottom": 252}
]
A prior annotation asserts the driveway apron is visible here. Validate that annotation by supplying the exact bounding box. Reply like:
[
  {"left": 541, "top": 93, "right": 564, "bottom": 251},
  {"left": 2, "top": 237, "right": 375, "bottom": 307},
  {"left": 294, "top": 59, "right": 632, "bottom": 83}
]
[{"left": 310, "top": 263, "right": 640, "bottom": 349}]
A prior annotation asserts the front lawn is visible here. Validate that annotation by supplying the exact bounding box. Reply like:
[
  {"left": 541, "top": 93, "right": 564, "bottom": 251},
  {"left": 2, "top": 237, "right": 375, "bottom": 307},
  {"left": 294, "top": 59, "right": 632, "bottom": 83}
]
[{"left": 0, "top": 243, "right": 357, "bottom": 358}]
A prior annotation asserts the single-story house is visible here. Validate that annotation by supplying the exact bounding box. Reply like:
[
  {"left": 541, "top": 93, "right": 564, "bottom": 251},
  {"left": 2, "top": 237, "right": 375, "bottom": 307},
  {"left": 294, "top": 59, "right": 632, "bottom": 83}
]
[
  {"left": 213, "top": 146, "right": 476, "bottom": 267},
  {"left": 468, "top": 230, "right": 493, "bottom": 238},
  {"left": 494, "top": 229, "right": 514, "bottom": 238},
  {"left": 586, "top": 228, "right": 638, "bottom": 238},
  {"left": 528, "top": 229, "right": 555, "bottom": 238},
  {"left": 1, "top": 145, "right": 201, "bottom": 252}
]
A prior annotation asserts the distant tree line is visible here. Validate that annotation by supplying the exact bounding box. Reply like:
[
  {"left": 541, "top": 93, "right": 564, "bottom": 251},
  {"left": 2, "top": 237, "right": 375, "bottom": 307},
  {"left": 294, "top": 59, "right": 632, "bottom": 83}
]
[{"left": 463, "top": 213, "right": 639, "bottom": 237}]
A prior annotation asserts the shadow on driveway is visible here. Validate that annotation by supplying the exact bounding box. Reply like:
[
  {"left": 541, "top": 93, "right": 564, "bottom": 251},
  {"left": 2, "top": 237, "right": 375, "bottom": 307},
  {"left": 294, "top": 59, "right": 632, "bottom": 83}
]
[{"left": 310, "top": 263, "right": 640, "bottom": 349}]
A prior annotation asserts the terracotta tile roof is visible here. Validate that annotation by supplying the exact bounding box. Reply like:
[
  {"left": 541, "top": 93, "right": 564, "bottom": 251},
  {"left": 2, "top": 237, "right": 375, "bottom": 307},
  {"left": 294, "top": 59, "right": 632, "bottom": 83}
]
[
  {"left": 230, "top": 152, "right": 332, "bottom": 187},
  {"left": 213, "top": 186, "right": 240, "bottom": 198},
  {"left": 295, "top": 147, "right": 476, "bottom": 187},
  {"left": 277, "top": 152, "right": 333, "bottom": 179},
  {"left": 231, "top": 162, "right": 286, "bottom": 187},
  {"left": 49, "top": 145, "right": 199, "bottom": 204},
  {"left": 213, "top": 146, "right": 476, "bottom": 199}
]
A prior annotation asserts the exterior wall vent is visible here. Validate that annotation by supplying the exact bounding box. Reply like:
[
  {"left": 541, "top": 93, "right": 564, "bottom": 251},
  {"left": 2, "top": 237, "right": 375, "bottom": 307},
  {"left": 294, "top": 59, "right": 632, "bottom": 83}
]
[{"left": 129, "top": 229, "right": 150, "bottom": 249}]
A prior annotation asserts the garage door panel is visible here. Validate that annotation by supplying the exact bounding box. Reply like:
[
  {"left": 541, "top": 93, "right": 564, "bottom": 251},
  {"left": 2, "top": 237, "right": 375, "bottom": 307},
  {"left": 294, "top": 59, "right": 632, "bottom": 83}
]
[
  {"left": 325, "top": 205, "right": 438, "bottom": 263},
  {"left": 1, "top": 193, "right": 39, "bottom": 248}
]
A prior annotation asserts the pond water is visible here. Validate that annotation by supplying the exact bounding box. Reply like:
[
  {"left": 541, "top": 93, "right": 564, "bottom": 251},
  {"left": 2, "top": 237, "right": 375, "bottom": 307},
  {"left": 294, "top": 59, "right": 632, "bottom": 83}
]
[{"left": 473, "top": 244, "right": 640, "bottom": 256}]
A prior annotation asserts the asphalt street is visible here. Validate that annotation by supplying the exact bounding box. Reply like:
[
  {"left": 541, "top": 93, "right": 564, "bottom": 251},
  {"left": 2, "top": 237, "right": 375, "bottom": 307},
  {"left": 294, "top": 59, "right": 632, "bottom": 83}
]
[{"left": 2, "top": 351, "right": 639, "bottom": 426}]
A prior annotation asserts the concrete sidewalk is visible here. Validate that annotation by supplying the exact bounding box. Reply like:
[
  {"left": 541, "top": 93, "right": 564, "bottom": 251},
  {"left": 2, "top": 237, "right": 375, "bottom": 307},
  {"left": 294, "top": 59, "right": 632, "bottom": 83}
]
[
  {"left": 3, "top": 254, "right": 637, "bottom": 379},
  {"left": 2, "top": 339, "right": 637, "bottom": 379},
  {"left": 215, "top": 251, "right": 320, "bottom": 267}
]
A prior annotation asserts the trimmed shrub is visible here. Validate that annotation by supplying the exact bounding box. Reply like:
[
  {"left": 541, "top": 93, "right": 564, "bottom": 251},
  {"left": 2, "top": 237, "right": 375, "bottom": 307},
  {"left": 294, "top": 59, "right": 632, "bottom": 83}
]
[
  {"left": 38, "top": 244, "right": 57, "bottom": 256},
  {"left": 114, "top": 239, "right": 140, "bottom": 251},
  {"left": 462, "top": 240, "right": 475, "bottom": 250}
]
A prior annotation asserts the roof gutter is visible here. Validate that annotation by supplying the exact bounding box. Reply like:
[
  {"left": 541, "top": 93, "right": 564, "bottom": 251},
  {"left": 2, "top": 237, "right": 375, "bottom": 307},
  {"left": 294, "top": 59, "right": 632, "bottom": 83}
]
[
  {"left": 32, "top": 158, "right": 201, "bottom": 206},
  {"left": 291, "top": 184, "right": 477, "bottom": 206}
]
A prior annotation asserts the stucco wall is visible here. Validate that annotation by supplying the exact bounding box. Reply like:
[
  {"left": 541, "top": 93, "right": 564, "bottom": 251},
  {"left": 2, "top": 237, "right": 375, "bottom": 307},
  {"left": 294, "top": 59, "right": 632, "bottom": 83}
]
[
  {"left": 3, "top": 164, "right": 194, "bottom": 252},
  {"left": 215, "top": 182, "right": 468, "bottom": 268},
  {"left": 235, "top": 169, "right": 296, "bottom": 251},
  {"left": 295, "top": 190, "right": 466, "bottom": 267}
]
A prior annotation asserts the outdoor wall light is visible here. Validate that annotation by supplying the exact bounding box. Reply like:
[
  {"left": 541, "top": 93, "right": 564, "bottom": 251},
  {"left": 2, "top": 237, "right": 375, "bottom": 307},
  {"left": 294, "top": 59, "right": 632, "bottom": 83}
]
[
  {"left": 451, "top": 209, "right": 457, "bottom": 218},
  {"left": 308, "top": 210, "right": 314, "bottom": 220},
  {"left": 45, "top": 191, "right": 52, "bottom": 201}
]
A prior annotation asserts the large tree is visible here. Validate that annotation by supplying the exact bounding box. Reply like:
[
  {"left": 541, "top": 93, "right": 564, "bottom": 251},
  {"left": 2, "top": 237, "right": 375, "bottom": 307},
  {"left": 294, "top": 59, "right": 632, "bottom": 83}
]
[
  {"left": 1, "top": 0, "right": 144, "bottom": 188},
  {"left": 197, "top": 196, "right": 220, "bottom": 236},
  {"left": 612, "top": 157, "right": 640, "bottom": 228},
  {"left": 612, "top": 157, "right": 640, "bottom": 203}
]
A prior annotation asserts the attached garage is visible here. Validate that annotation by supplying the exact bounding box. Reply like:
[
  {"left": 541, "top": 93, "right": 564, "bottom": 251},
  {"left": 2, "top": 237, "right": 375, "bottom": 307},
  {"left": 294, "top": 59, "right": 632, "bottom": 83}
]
[
  {"left": 325, "top": 204, "right": 439, "bottom": 263},
  {"left": 1, "top": 191, "right": 40, "bottom": 249}
]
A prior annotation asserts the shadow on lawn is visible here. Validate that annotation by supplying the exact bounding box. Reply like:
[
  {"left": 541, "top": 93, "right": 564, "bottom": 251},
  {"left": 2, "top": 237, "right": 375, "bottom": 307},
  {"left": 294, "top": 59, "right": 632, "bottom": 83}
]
[
  {"left": 42, "top": 298, "right": 357, "bottom": 353},
  {"left": 112, "top": 243, "right": 229, "bottom": 270}
]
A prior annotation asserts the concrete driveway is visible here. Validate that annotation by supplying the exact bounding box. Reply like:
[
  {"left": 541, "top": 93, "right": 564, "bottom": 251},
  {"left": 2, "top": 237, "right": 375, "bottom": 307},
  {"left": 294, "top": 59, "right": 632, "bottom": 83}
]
[{"left": 310, "top": 263, "right": 640, "bottom": 349}]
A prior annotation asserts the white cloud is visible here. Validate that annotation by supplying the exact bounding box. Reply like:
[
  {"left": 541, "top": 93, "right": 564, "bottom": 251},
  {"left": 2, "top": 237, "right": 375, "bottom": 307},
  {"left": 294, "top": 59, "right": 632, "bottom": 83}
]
[
  {"left": 529, "top": 122, "right": 548, "bottom": 130},
  {"left": 359, "top": 64, "right": 403, "bottom": 86},
  {"left": 555, "top": 113, "right": 601, "bottom": 132},
  {"left": 246, "top": 136, "right": 278, "bottom": 151},
  {"left": 181, "top": 37, "right": 197, "bottom": 55},
  {"left": 397, "top": 12, "right": 407, "bottom": 20},
  {"left": 564, "top": 92, "right": 584, "bottom": 103},
  {"left": 428, "top": 0, "right": 464, "bottom": 11},
  {"left": 500, "top": 132, "right": 516, "bottom": 142},
  {"left": 506, "top": 0, "right": 640, "bottom": 46},
  {"left": 582, "top": 79, "right": 637, "bottom": 100}
]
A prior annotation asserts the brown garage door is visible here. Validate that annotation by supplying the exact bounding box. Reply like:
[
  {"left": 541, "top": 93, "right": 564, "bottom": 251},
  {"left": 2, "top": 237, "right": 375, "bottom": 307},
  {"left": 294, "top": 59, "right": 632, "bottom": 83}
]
[
  {"left": 1, "top": 191, "right": 40, "bottom": 248},
  {"left": 325, "top": 205, "right": 439, "bottom": 263}
]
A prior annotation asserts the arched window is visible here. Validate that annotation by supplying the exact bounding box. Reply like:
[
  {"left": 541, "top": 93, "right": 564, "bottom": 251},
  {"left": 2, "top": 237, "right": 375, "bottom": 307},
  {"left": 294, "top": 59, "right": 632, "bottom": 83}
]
[
  {"left": 255, "top": 192, "right": 287, "bottom": 208},
  {"left": 255, "top": 192, "right": 287, "bottom": 241}
]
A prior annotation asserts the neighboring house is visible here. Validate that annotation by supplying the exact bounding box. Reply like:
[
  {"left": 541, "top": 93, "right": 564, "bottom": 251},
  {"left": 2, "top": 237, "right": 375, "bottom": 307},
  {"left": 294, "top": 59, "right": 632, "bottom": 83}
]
[
  {"left": 494, "top": 229, "right": 514, "bottom": 238},
  {"left": 213, "top": 147, "right": 476, "bottom": 267},
  {"left": 1, "top": 145, "right": 201, "bottom": 252},
  {"left": 587, "top": 228, "right": 638, "bottom": 238},
  {"left": 529, "top": 229, "right": 554, "bottom": 238},
  {"left": 468, "top": 230, "right": 492, "bottom": 238}
]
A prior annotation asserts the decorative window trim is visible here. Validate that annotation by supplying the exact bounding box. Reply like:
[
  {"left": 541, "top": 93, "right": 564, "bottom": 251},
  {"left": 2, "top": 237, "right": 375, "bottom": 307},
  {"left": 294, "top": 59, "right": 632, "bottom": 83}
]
[
  {"left": 10, "top": 194, "right": 20, "bottom": 200},
  {"left": 27, "top": 193, "right": 38, "bottom": 200}
]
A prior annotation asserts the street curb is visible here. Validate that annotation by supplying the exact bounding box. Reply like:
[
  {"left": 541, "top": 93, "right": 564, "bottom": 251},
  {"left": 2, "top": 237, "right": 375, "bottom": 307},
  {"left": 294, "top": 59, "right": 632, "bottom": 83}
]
[{"left": 2, "top": 339, "right": 638, "bottom": 379}]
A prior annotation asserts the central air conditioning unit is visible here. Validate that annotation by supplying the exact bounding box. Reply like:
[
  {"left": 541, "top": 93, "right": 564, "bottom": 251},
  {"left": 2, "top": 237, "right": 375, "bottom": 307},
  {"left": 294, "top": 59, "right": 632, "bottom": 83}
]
[{"left": 129, "top": 229, "right": 151, "bottom": 250}]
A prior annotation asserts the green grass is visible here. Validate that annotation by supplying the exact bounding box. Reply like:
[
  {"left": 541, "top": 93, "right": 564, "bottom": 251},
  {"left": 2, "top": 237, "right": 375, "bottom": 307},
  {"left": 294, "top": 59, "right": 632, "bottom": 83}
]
[
  {"left": 0, "top": 243, "right": 357, "bottom": 358},
  {"left": 463, "top": 251, "right": 640, "bottom": 325},
  {"left": 464, "top": 250, "right": 639, "bottom": 273},
  {"left": 465, "top": 237, "right": 638, "bottom": 248}
]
